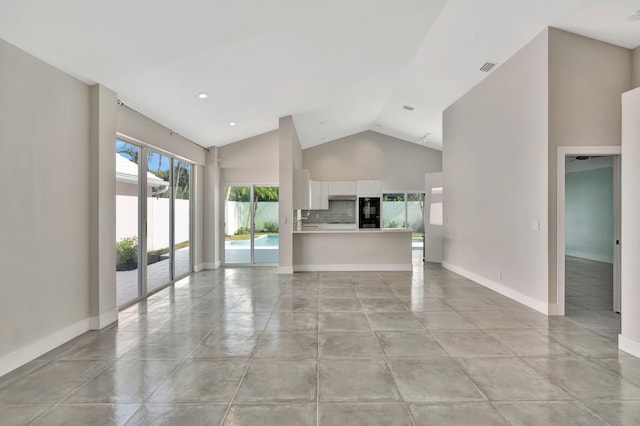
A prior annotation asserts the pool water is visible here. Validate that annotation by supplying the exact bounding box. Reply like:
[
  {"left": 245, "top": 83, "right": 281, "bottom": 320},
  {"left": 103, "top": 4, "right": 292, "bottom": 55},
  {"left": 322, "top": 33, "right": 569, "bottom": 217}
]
[{"left": 226, "top": 234, "right": 279, "bottom": 247}]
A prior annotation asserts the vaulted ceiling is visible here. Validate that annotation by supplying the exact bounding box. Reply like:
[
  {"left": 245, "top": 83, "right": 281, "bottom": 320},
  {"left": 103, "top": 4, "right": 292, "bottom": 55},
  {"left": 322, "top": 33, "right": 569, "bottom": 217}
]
[{"left": 1, "top": 0, "right": 639, "bottom": 150}]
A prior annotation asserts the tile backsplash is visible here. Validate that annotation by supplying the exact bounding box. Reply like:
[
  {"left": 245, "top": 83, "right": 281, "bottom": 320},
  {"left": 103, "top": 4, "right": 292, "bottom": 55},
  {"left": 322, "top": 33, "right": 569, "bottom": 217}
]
[{"left": 304, "top": 200, "right": 356, "bottom": 224}]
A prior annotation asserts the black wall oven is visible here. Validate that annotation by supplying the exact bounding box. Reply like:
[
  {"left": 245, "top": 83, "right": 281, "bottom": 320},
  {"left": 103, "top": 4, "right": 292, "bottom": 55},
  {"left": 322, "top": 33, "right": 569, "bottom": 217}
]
[{"left": 358, "top": 197, "right": 380, "bottom": 229}]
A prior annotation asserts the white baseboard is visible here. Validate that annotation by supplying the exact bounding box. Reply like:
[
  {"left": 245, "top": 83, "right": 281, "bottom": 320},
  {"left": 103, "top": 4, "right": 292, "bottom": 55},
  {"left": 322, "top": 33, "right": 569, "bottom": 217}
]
[
  {"left": 442, "top": 261, "right": 548, "bottom": 315},
  {"left": 293, "top": 264, "right": 413, "bottom": 272},
  {"left": 619, "top": 335, "right": 640, "bottom": 358},
  {"left": 565, "top": 250, "right": 613, "bottom": 264},
  {"left": 278, "top": 266, "right": 294, "bottom": 274},
  {"left": 547, "top": 303, "right": 562, "bottom": 316},
  {"left": 202, "top": 261, "right": 220, "bottom": 270},
  {"left": 90, "top": 309, "right": 118, "bottom": 330},
  {"left": 194, "top": 263, "right": 204, "bottom": 272},
  {"left": 0, "top": 318, "right": 91, "bottom": 378}
]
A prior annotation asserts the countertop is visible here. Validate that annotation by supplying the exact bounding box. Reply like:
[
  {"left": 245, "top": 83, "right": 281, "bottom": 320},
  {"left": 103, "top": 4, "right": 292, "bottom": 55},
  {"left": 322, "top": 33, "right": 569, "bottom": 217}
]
[{"left": 293, "top": 227, "right": 414, "bottom": 234}]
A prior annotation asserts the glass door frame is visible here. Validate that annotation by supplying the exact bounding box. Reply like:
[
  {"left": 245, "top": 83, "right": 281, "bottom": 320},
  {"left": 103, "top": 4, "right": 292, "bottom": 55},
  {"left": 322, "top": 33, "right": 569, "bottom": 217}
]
[
  {"left": 116, "top": 136, "right": 194, "bottom": 309},
  {"left": 222, "top": 183, "right": 278, "bottom": 266}
]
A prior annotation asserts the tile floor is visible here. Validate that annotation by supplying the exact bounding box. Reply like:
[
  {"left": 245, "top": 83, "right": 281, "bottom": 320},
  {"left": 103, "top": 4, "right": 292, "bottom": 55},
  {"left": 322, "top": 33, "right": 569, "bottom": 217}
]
[{"left": 1, "top": 258, "right": 638, "bottom": 425}]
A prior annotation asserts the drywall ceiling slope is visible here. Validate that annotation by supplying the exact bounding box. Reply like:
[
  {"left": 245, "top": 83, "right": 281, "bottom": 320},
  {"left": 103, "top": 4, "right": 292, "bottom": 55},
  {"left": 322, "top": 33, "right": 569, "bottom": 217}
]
[{"left": 1, "top": 0, "right": 638, "bottom": 151}]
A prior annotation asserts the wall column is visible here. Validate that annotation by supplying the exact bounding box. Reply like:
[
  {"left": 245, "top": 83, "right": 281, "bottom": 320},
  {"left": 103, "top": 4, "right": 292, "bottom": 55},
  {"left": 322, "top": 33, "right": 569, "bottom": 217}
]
[{"left": 89, "top": 84, "right": 118, "bottom": 329}]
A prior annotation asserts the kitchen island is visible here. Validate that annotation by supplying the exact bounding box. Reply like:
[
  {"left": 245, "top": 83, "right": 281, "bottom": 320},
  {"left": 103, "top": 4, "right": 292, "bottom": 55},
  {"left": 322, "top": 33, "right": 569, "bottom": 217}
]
[{"left": 292, "top": 226, "right": 413, "bottom": 271}]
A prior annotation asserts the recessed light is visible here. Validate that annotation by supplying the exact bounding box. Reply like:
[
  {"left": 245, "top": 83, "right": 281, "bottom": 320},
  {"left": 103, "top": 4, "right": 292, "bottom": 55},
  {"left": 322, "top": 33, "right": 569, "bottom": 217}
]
[
  {"left": 197, "top": 92, "right": 209, "bottom": 99},
  {"left": 402, "top": 105, "right": 415, "bottom": 111},
  {"left": 419, "top": 132, "right": 431, "bottom": 144},
  {"left": 629, "top": 10, "right": 640, "bottom": 21},
  {"left": 319, "top": 121, "right": 327, "bottom": 125},
  {"left": 229, "top": 121, "right": 237, "bottom": 126}
]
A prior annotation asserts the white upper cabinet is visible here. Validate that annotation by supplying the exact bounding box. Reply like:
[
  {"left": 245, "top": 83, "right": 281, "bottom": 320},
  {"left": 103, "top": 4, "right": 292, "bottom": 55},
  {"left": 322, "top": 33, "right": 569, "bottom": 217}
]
[
  {"left": 356, "top": 180, "right": 382, "bottom": 196},
  {"left": 328, "top": 181, "right": 357, "bottom": 196},
  {"left": 310, "top": 180, "right": 329, "bottom": 210}
]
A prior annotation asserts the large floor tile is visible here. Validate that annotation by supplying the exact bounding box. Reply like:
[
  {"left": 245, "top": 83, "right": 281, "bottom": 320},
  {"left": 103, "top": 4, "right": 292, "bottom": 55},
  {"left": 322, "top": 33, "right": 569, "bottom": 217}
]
[
  {"left": 0, "top": 404, "right": 52, "bottom": 426},
  {"left": 524, "top": 357, "right": 640, "bottom": 400},
  {"left": 319, "top": 331, "right": 382, "bottom": 358},
  {"left": 581, "top": 401, "right": 640, "bottom": 426},
  {"left": 442, "top": 298, "right": 499, "bottom": 311},
  {"left": 65, "top": 359, "right": 179, "bottom": 403},
  {"left": 458, "top": 358, "right": 571, "bottom": 401},
  {"left": 319, "top": 403, "right": 413, "bottom": 426},
  {"left": 484, "top": 329, "right": 576, "bottom": 357},
  {"left": 214, "top": 312, "right": 272, "bottom": 331},
  {"left": 319, "top": 297, "right": 362, "bottom": 312},
  {"left": 387, "top": 358, "right": 485, "bottom": 402},
  {"left": 459, "top": 311, "right": 530, "bottom": 329},
  {"left": 126, "top": 403, "right": 227, "bottom": 425},
  {"left": 319, "top": 312, "right": 370, "bottom": 331},
  {"left": 359, "top": 298, "right": 408, "bottom": 312},
  {"left": 189, "top": 331, "right": 262, "bottom": 358},
  {"left": 266, "top": 312, "right": 318, "bottom": 330},
  {"left": 30, "top": 403, "right": 139, "bottom": 426},
  {"left": 319, "top": 359, "right": 400, "bottom": 402},
  {"left": 224, "top": 403, "right": 316, "bottom": 426},
  {"left": 0, "top": 360, "right": 110, "bottom": 404},
  {"left": 366, "top": 312, "right": 424, "bottom": 331},
  {"left": 410, "top": 402, "right": 510, "bottom": 426},
  {"left": 494, "top": 401, "right": 605, "bottom": 426},
  {"left": 430, "top": 330, "right": 512, "bottom": 357},
  {"left": 254, "top": 331, "right": 318, "bottom": 359},
  {"left": 375, "top": 331, "right": 448, "bottom": 358},
  {"left": 415, "top": 311, "right": 477, "bottom": 330},
  {"left": 149, "top": 358, "right": 247, "bottom": 403},
  {"left": 235, "top": 359, "right": 317, "bottom": 403}
]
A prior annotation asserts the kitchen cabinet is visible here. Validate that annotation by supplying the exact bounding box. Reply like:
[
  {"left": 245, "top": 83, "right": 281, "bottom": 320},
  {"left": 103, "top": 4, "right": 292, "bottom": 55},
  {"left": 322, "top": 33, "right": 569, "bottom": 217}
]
[
  {"left": 293, "top": 169, "right": 311, "bottom": 209},
  {"left": 356, "top": 180, "right": 381, "bottom": 196},
  {"left": 310, "top": 180, "right": 329, "bottom": 210},
  {"left": 328, "top": 181, "right": 356, "bottom": 196}
]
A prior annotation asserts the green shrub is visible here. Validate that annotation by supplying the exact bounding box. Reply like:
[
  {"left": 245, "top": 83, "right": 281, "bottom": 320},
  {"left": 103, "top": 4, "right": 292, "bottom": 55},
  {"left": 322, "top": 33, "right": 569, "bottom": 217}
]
[
  {"left": 116, "top": 236, "right": 138, "bottom": 271},
  {"left": 235, "top": 227, "right": 249, "bottom": 235},
  {"left": 263, "top": 220, "right": 279, "bottom": 233}
]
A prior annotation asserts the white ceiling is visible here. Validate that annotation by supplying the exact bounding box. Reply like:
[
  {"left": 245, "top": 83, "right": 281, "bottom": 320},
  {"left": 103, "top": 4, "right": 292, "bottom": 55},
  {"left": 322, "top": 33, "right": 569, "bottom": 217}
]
[{"left": 1, "top": 0, "right": 639, "bottom": 150}]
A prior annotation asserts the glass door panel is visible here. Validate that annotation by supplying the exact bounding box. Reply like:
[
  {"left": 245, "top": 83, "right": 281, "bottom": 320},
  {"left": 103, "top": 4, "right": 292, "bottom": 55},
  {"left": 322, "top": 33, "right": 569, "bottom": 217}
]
[
  {"left": 224, "top": 186, "right": 252, "bottom": 264},
  {"left": 147, "top": 151, "right": 171, "bottom": 292},
  {"left": 115, "top": 140, "right": 141, "bottom": 306},
  {"left": 173, "top": 161, "right": 191, "bottom": 277},
  {"left": 253, "top": 186, "right": 279, "bottom": 264},
  {"left": 382, "top": 193, "right": 406, "bottom": 228}
]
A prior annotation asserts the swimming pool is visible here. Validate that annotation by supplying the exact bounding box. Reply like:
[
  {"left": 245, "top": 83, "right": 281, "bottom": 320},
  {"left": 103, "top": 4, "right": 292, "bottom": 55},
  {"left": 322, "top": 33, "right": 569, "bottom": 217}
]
[{"left": 226, "top": 234, "right": 280, "bottom": 247}]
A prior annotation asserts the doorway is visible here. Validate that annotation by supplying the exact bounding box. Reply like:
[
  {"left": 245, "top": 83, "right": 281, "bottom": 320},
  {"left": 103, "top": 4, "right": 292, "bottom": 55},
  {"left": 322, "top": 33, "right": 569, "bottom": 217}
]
[
  {"left": 557, "top": 146, "right": 621, "bottom": 335},
  {"left": 223, "top": 185, "right": 279, "bottom": 265}
]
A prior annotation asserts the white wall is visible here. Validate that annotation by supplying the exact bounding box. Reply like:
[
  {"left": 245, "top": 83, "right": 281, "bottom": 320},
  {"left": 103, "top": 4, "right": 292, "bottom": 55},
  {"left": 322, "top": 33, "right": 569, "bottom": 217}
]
[
  {"left": 219, "top": 130, "right": 279, "bottom": 184},
  {"left": 0, "top": 39, "right": 92, "bottom": 375},
  {"left": 620, "top": 87, "right": 640, "bottom": 357},
  {"left": 442, "top": 29, "right": 550, "bottom": 313},
  {"left": 547, "top": 28, "right": 632, "bottom": 305},
  {"left": 303, "top": 130, "right": 442, "bottom": 191}
]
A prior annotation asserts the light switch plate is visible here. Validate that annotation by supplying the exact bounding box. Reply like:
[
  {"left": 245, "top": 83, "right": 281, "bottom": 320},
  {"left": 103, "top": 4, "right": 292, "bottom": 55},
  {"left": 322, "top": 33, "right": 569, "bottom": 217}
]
[{"left": 531, "top": 220, "right": 540, "bottom": 231}]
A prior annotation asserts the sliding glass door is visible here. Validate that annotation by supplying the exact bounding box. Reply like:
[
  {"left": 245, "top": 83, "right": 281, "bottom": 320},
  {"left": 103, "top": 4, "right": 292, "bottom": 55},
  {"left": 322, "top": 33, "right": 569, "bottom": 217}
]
[
  {"left": 224, "top": 184, "right": 279, "bottom": 265},
  {"left": 254, "top": 186, "right": 279, "bottom": 264},
  {"left": 115, "top": 139, "right": 193, "bottom": 307},
  {"left": 115, "top": 140, "right": 142, "bottom": 306}
]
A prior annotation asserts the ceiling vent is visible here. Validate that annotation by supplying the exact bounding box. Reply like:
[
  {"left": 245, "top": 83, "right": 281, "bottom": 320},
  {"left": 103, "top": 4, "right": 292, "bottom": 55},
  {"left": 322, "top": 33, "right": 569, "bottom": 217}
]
[
  {"left": 480, "top": 62, "right": 497, "bottom": 72},
  {"left": 402, "top": 105, "right": 415, "bottom": 111}
]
